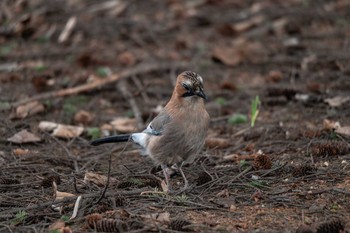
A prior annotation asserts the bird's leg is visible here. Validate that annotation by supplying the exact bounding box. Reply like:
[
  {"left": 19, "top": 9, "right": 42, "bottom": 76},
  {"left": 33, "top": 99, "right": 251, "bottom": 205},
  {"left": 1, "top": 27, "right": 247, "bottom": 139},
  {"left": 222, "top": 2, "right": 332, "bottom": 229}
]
[
  {"left": 161, "top": 164, "right": 173, "bottom": 193},
  {"left": 178, "top": 162, "right": 189, "bottom": 191}
]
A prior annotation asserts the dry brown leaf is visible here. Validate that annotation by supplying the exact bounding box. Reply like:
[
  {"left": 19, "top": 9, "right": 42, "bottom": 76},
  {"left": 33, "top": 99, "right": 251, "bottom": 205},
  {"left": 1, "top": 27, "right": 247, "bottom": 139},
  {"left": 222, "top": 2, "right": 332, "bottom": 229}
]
[
  {"left": 84, "top": 172, "right": 117, "bottom": 186},
  {"left": 7, "top": 129, "right": 42, "bottom": 144},
  {"left": 336, "top": 126, "right": 350, "bottom": 136},
  {"left": 74, "top": 110, "right": 94, "bottom": 125},
  {"left": 324, "top": 96, "right": 350, "bottom": 107},
  {"left": 39, "top": 121, "right": 84, "bottom": 138},
  {"left": 212, "top": 46, "right": 244, "bottom": 66},
  {"left": 56, "top": 191, "right": 76, "bottom": 199},
  {"left": 12, "top": 148, "right": 30, "bottom": 156},
  {"left": 53, "top": 190, "right": 76, "bottom": 212},
  {"left": 323, "top": 119, "right": 341, "bottom": 130},
  {"left": 205, "top": 137, "right": 231, "bottom": 149},
  {"left": 110, "top": 117, "right": 137, "bottom": 133},
  {"left": 212, "top": 41, "right": 266, "bottom": 67},
  {"left": 10, "top": 101, "right": 44, "bottom": 119},
  {"left": 52, "top": 124, "right": 84, "bottom": 138}
]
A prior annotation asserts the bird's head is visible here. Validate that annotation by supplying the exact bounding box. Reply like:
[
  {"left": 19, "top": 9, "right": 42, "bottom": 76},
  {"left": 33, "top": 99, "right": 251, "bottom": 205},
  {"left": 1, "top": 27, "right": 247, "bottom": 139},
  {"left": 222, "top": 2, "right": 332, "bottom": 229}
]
[{"left": 174, "top": 71, "right": 207, "bottom": 100}]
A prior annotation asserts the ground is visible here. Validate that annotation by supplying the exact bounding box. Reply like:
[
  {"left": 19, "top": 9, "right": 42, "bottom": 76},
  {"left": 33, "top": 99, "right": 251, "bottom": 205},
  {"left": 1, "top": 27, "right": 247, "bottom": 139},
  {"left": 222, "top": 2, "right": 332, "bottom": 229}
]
[{"left": 0, "top": 0, "right": 350, "bottom": 232}]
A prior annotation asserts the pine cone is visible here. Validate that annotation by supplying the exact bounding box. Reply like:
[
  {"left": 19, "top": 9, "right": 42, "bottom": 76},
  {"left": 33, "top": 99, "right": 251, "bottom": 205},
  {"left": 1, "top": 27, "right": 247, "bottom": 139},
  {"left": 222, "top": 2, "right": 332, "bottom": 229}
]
[
  {"left": 316, "top": 219, "right": 345, "bottom": 233},
  {"left": 253, "top": 154, "right": 272, "bottom": 170},
  {"left": 195, "top": 171, "right": 212, "bottom": 186},
  {"left": 41, "top": 174, "right": 61, "bottom": 188},
  {"left": 0, "top": 178, "right": 20, "bottom": 185},
  {"left": 169, "top": 219, "right": 192, "bottom": 232},
  {"left": 311, "top": 140, "right": 349, "bottom": 157},
  {"left": 292, "top": 165, "right": 317, "bottom": 177}
]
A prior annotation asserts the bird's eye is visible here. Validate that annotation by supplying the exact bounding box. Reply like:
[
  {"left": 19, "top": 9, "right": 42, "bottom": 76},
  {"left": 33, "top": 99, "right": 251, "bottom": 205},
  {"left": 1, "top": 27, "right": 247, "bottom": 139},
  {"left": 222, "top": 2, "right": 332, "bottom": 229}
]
[{"left": 182, "top": 83, "right": 191, "bottom": 91}]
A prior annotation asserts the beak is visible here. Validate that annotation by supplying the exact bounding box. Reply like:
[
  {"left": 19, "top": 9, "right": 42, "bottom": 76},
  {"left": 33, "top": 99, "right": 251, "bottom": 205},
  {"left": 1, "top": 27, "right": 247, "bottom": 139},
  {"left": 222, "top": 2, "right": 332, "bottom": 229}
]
[{"left": 196, "top": 89, "right": 208, "bottom": 100}]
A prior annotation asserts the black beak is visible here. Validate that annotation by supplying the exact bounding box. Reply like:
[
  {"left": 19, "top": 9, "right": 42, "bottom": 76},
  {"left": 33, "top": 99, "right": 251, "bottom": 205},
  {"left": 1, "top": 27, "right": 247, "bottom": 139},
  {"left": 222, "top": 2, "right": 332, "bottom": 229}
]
[{"left": 196, "top": 89, "right": 208, "bottom": 100}]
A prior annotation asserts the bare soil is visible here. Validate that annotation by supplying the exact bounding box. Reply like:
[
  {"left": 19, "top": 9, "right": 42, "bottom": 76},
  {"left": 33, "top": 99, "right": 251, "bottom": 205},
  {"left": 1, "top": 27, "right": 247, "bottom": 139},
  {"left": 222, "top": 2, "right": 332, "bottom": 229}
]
[{"left": 1, "top": 0, "right": 350, "bottom": 232}]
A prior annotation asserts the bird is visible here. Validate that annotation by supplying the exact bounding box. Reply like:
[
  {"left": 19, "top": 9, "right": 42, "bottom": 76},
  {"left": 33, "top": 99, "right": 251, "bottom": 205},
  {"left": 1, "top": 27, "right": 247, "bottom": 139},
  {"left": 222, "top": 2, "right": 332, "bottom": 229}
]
[{"left": 91, "top": 71, "right": 210, "bottom": 193}]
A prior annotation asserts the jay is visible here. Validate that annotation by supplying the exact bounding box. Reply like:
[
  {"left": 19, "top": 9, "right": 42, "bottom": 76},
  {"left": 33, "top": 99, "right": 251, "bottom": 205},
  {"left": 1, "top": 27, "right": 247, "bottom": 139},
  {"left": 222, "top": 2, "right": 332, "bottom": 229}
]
[{"left": 91, "top": 71, "right": 210, "bottom": 192}]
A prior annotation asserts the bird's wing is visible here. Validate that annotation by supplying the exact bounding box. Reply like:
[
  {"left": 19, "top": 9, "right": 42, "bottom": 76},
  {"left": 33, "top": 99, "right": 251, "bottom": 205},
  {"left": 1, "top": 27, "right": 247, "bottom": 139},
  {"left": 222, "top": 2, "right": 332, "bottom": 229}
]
[
  {"left": 131, "top": 110, "right": 170, "bottom": 148},
  {"left": 143, "top": 110, "right": 171, "bottom": 136}
]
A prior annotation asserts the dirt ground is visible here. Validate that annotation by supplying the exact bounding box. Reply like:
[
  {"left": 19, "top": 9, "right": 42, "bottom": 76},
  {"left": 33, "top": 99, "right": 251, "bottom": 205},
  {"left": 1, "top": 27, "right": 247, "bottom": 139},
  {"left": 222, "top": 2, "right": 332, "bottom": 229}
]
[{"left": 1, "top": 0, "right": 350, "bottom": 232}]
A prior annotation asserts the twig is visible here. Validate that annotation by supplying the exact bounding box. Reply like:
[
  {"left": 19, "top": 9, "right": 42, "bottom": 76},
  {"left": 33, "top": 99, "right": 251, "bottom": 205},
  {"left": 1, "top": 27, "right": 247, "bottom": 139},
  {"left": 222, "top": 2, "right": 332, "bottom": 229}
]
[
  {"left": 91, "top": 151, "right": 113, "bottom": 206},
  {"left": 70, "top": 195, "right": 82, "bottom": 220},
  {"left": 0, "top": 189, "right": 147, "bottom": 215},
  {"left": 7, "top": 61, "right": 186, "bottom": 110},
  {"left": 0, "top": 224, "right": 13, "bottom": 233},
  {"left": 117, "top": 79, "right": 144, "bottom": 130},
  {"left": 58, "top": 16, "right": 77, "bottom": 43},
  {"left": 91, "top": 140, "right": 132, "bottom": 207},
  {"left": 131, "top": 75, "right": 150, "bottom": 104},
  {"left": 331, "top": 188, "right": 350, "bottom": 195}
]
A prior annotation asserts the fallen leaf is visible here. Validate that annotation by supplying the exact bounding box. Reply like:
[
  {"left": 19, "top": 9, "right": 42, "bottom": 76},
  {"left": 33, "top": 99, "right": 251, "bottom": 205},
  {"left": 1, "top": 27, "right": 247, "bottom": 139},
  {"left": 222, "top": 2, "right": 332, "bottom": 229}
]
[
  {"left": 84, "top": 172, "right": 117, "bottom": 186},
  {"left": 212, "top": 40, "right": 266, "bottom": 67},
  {"left": 52, "top": 125, "right": 84, "bottom": 138},
  {"left": 52, "top": 189, "right": 76, "bottom": 212},
  {"left": 56, "top": 191, "right": 76, "bottom": 199},
  {"left": 7, "top": 130, "right": 41, "bottom": 144},
  {"left": 324, "top": 96, "right": 350, "bottom": 107},
  {"left": 39, "top": 120, "right": 84, "bottom": 138},
  {"left": 212, "top": 46, "right": 244, "bottom": 66},
  {"left": 336, "top": 126, "right": 350, "bottom": 136},
  {"left": 323, "top": 119, "right": 341, "bottom": 130},
  {"left": 12, "top": 148, "right": 30, "bottom": 156},
  {"left": 110, "top": 117, "right": 137, "bottom": 133},
  {"left": 38, "top": 121, "right": 59, "bottom": 131},
  {"left": 10, "top": 101, "right": 44, "bottom": 119}
]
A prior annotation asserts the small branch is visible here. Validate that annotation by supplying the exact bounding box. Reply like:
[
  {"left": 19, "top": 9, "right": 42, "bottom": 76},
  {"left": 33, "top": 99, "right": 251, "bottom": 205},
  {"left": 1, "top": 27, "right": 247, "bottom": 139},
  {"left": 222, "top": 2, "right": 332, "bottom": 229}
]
[
  {"left": 0, "top": 189, "right": 147, "bottom": 215},
  {"left": 131, "top": 75, "right": 150, "bottom": 104},
  {"left": 70, "top": 195, "right": 82, "bottom": 220},
  {"left": 117, "top": 79, "right": 144, "bottom": 130},
  {"left": 7, "top": 61, "right": 187, "bottom": 110},
  {"left": 58, "top": 16, "right": 77, "bottom": 43}
]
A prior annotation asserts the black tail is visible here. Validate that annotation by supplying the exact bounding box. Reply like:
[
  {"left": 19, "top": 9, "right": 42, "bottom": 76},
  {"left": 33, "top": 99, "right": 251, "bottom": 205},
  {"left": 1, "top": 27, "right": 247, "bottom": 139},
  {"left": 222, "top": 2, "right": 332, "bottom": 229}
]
[{"left": 90, "top": 134, "right": 131, "bottom": 146}]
